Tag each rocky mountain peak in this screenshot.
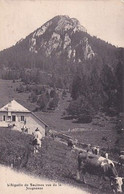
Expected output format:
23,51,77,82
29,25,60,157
32,15,86,38
28,15,94,61
53,15,87,33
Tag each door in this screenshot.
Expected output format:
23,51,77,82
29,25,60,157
12,115,16,122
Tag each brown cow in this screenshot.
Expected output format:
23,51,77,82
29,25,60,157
77,151,124,193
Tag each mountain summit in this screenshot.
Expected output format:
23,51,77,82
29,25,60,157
22,15,95,62
0,15,122,115
0,15,104,70
29,16,94,58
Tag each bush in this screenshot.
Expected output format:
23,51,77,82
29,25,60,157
67,96,95,121
48,94,59,110
62,90,67,97
78,113,92,123
50,89,56,98
106,107,119,117
16,84,24,93
29,91,37,103
37,94,48,111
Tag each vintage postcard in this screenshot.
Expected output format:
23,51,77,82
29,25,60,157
0,0,124,193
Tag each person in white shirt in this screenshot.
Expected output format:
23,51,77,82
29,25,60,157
32,128,43,153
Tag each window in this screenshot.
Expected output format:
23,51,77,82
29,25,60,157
12,115,16,122
3,115,6,121
21,116,24,121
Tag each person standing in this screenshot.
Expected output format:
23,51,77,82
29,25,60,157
33,128,43,140
32,128,43,153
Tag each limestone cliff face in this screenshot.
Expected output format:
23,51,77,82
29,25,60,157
28,15,95,62
0,15,117,77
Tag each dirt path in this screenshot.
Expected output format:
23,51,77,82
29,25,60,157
0,164,90,194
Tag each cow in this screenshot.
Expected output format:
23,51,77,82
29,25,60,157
76,151,124,193
32,137,42,153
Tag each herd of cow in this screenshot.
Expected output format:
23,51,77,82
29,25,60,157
64,137,124,194
13,128,124,193
52,132,124,193
76,150,124,193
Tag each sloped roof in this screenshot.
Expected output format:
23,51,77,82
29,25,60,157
0,100,30,113
31,112,48,127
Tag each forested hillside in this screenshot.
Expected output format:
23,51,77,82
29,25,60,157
0,15,123,120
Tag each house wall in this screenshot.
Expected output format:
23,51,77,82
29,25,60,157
0,111,46,136
25,113,46,136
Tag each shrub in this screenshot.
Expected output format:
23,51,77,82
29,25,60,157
62,90,67,97
50,89,56,98
37,95,47,111
48,94,59,110
78,113,92,123
29,91,37,103
16,84,24,93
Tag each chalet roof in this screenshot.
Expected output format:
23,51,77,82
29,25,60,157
0,100,48,127
31,112,48,127
0,100,30,113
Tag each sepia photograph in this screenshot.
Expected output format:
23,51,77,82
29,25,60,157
0,0,124,193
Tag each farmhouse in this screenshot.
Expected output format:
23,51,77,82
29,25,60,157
0,100,48,136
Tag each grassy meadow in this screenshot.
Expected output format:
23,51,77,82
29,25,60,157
0,127,123,194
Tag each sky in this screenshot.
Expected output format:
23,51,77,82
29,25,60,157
0,0,124,51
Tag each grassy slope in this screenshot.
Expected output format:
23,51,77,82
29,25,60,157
0,128,90,193
0,127,120,194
